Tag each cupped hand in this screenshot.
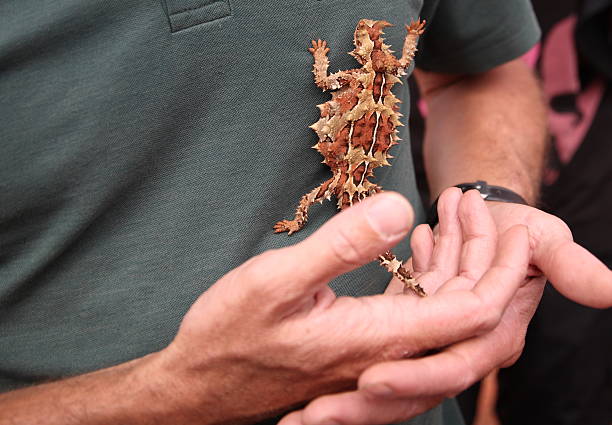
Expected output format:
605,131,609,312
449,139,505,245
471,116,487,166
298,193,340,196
278,188,534,425
149,191,530,425
280,188,612,425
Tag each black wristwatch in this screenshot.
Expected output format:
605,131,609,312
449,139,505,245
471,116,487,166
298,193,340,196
426,180,528,228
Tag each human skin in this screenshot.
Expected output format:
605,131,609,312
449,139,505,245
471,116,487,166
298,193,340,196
416,57,611,306
0,192,534,425
279,59,612,425
3,51,611,425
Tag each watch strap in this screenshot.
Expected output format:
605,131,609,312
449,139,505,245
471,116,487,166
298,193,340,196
426,180,528,228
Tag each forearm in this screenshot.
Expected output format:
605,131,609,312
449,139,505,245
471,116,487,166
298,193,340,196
417,59,548,204
0,353,183,425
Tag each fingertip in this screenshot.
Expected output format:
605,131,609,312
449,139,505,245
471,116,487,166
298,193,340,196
438,187,463,211
357,361,401,394
300,395,347,425
437,187,462,231
279,410,305,425
290,192,414,292
502,224,530,249
463,188,484,201
412,223,434,240
410,224,434,273
545,242,612,309
365,192,414,240
440,186,463,198
458,189,488,219
457,189,497,245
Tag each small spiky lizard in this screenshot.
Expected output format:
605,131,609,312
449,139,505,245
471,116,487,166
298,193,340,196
274,19,426,296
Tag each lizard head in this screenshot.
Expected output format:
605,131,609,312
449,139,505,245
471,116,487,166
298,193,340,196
350,20,396,66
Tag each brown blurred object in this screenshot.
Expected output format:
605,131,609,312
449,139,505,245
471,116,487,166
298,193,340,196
494,1,612,424
409,1,612,424
472,371,501,425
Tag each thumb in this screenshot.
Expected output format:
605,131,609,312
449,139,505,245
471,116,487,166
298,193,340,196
535,238,612,309
239,192,414,299
527,213,612,309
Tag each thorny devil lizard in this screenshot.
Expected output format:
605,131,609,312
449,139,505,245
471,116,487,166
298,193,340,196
274,19,426,296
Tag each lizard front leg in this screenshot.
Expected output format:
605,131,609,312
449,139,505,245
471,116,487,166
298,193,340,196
274,176,338,235
398,19,425,70
309,40,354,91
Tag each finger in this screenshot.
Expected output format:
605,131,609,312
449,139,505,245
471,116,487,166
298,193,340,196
531,224,612,308
359,277,544,399
360,348,484,400
384,276,408,295
540,241,612,308
239,192,414,296
427,188,463,281
471,224,529,308
413,188,463,293
382,225,530,353
437,190,498,292
410,224,434,273
295,390,441,425
279,409,304,425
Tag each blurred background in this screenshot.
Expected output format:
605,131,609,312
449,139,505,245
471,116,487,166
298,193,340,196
409,0,612,424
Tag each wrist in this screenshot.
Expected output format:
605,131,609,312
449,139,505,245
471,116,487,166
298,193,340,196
131,348,215,425
90,352,190,425
0,351,194,425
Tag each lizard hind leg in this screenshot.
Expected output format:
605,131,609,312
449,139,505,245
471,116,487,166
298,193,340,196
274,177,336,235
378,251,426,297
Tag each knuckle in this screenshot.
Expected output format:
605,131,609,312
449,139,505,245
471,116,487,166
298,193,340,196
239,249,283,287
459,295,486,331
458,267,481,283
472,299,502,334
447,352,478,396
509,349,524,368
546,213,573,238
530,210,573,243
503,339,525,367
452,369,477,396
552,215,573,238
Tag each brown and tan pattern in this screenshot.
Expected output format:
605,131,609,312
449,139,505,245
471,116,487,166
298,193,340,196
274,19,426,296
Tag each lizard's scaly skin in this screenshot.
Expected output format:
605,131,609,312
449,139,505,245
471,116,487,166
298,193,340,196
274,19,426,296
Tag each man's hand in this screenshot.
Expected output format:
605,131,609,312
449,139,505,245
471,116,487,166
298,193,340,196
277,189,612,425
485,201,612,308
0,192,531,425
155,192,530,425
278,188,535,425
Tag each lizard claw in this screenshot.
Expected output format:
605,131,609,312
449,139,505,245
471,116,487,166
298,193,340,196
273,219,301,235
308,39,330,55
406,19,426,35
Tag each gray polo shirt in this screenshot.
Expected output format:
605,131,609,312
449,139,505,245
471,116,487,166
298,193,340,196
0,1,539,423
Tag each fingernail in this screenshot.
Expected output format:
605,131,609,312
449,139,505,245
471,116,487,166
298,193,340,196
363,383,395,397
366,194,412,240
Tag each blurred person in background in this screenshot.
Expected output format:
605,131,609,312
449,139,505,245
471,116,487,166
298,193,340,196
496,1,612,424
405,0,612,423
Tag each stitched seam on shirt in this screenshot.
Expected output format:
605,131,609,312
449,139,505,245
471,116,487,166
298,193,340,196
169,1,231,16
171,13,232,33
